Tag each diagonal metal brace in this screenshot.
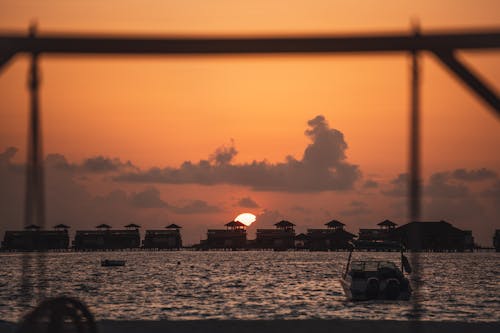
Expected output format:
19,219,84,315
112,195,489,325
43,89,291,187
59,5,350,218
433,50,500,116
0,49,16,73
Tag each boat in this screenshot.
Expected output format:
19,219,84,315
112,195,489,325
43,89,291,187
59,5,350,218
101,259,126,267
340,244,412,301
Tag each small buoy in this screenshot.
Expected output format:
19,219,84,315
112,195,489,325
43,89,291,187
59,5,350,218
177,261,181,265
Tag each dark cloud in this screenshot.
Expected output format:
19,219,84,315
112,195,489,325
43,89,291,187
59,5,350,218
237,197,259,208
425,196,485,222
382,173,408,197
130,188,168,208
44,153,136,174
82,156,136,173
170,200,221,214
363,179,379,189
290,205,312,214
210,142,237,166
452,168,497,182
45,153,76,172
256,209,285,227
0,147,23,173
340,200,371,216
426,172,469,198
0,147,18,164
379,168,499,245
481,180,500,198
115,115,361,192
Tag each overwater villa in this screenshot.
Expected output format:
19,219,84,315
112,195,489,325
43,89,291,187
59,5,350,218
143,224,183,249
392,221,474,252
307,220,356,251
355,220,400,250
255,220,296,250
203,221,247,249
2,224,69,251
73,224,141,250
1,224,70,251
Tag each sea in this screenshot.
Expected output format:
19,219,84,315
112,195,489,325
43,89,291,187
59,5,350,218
0,251,498,322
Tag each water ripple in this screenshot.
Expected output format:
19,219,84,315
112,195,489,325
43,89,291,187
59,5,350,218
0,251,498,322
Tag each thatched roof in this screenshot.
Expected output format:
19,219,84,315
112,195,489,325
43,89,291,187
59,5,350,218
95,223,112,229
225,221,246,227
325,220,344,228
124,223,141,228
25,224,41,230
166,223,182,229
53,224,70,229
377,219,397,227
274,220,295,227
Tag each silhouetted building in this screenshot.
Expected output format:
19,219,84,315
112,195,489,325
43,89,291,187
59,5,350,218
493,230,500,252
256,220,296,250
1,224,70,251
205,221,247,249
295,233,309,250
355,220,400,250
73,224,140,250
358,220,397,241
143,224,182,249
307,220,356,251
391,221,474,252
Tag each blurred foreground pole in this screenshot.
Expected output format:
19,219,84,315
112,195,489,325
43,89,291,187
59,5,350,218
22,24,47,311
409,24,423,326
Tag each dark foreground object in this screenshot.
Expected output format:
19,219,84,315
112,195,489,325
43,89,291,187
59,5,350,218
1,320,498,333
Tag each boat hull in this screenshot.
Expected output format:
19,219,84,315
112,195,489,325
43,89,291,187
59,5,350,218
340,277,411,301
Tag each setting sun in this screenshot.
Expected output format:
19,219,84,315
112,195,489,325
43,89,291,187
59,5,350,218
234,213,256,226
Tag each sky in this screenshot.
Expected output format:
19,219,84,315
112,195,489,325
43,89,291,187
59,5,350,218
0,0,499,245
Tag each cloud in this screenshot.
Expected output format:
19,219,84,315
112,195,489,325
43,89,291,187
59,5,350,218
210,142,237,165
452,168,497,182
237,197,260,208
382,169,497,199
382,173,408,197
256,209,285,227
82,156,136,173
0,147,18,164
130,188,168,208
481,180,500,198
169,200,221,214
115,115,361,192
426,172,469,198
290,205,312,214
45,153,136,174
340,200,371,216
363,179,379,189
425,196,486,223
45,153,76,172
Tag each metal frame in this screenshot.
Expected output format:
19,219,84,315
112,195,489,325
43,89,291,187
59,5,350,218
1,26,499,320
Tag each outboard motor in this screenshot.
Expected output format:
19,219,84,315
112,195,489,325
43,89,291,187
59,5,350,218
385,278,401,300
365,277,379,299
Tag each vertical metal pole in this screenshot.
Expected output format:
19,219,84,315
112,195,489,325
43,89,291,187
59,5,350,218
409,24,423,325
22,24,47,309
410,52,421,225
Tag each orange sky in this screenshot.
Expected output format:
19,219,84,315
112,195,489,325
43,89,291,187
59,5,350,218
0,0,499,245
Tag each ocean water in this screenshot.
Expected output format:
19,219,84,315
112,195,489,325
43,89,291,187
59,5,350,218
0,251,498,322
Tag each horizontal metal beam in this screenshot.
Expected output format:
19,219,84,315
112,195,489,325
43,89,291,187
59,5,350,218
0,30,499,56
433,50,500,116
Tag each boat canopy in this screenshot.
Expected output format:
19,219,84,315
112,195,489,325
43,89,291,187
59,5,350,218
350,260,397,272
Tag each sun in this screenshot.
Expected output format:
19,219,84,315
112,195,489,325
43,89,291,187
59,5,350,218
234,213,256,226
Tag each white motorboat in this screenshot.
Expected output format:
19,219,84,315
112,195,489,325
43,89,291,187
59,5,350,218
340,245,412,301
